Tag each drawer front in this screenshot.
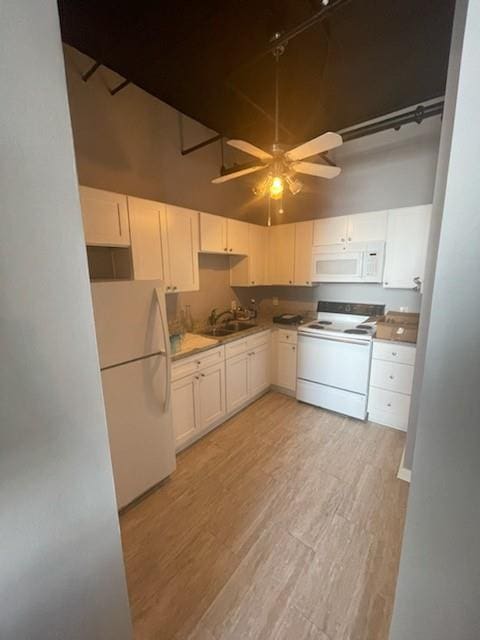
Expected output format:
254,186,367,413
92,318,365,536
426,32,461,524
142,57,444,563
277,329,297,345
172,346,224,381
372,341,416,365
246,329,271,350
370,359,414,395
368,387,411,431
225,338,249,360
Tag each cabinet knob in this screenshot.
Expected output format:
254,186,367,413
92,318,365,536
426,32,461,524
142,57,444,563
389,375,395,380
384,281,389,286
392,352,398,357
306,281,310,284
166,286,171,290
387,402,392,407
195,375,200,380
289,280,292,284
292,346,296,351
341,238,345,242
251,281,255,285
173,286,177,290
348,237,352,242
229,248,233,252
196,361,201,365
224,247,228,252
200,373,205,377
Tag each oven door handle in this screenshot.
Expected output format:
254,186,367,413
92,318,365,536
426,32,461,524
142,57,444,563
298,332,371,346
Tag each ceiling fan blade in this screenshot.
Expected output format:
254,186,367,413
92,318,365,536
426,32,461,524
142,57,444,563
211,164,265,184
227,139,273,161
293,161,341,179
285,132,343,161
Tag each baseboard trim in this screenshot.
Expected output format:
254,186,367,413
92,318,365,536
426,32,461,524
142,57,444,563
397,448,411,483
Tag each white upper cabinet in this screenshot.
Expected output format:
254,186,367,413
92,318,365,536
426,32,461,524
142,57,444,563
227,218,249,255
313,215,348,247
128,196,165,280
294,220,314,286
313,211,387,249
162,205,200,293
230,223,267,287
383,204,432,290
128,198,199,293
267,224,296,285
80,186,130,247
199,212,249,255
199,212,227,253
346,211,387,244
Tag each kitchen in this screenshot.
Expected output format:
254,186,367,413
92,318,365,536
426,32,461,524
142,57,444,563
4,2,479,640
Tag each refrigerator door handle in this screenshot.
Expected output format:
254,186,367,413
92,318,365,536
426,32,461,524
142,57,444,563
155,287,172,412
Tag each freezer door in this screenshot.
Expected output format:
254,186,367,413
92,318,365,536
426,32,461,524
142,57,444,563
91,279,167,368
101,353,176,509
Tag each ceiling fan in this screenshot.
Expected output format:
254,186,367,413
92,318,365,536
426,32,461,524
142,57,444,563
212,37,343,202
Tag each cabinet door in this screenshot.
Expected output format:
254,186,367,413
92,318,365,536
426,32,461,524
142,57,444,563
171,375,197,447
162,205,200,293
267,224,295,285
249,224,267,285
313,215,348,247
277,341,297,391
128,196,165,280
80,186,130,247
383,205,431,289
226,352,249,413
294,220,314,285
227,219,249,255
347,211,387,243
248,342,271,397
197,362,226,431
200,212,228,253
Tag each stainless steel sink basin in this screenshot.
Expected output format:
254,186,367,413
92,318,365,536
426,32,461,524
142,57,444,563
222,321,257,332
201,327,233,337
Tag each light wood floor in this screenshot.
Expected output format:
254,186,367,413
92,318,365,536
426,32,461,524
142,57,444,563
120,391,408,640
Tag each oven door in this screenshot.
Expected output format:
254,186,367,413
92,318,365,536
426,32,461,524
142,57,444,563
297,332,371,394
311,250,364,282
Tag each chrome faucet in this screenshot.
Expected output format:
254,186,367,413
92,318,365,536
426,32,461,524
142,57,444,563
208,308,235,326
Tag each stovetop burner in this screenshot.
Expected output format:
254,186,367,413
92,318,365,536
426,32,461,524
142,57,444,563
344,328,369,335
309,323,330,329
317,320,332,325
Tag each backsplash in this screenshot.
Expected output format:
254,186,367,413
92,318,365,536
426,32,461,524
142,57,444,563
166,253,239,330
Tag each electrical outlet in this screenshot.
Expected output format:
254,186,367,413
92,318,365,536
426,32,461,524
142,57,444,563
272,297,279,307
400,306,409,313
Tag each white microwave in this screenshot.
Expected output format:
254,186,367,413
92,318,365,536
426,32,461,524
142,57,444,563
311,242,385,283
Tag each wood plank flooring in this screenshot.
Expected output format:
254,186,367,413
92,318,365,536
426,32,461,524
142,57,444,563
120,392,408,640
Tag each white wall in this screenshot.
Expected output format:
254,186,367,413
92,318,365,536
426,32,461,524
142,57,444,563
390,1,480,637
0,3,132,638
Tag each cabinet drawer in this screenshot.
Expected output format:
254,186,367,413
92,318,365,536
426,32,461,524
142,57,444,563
225,338,249,360
246,329,271,350
372,340,416,365
277,329,297,345
369,359,414,395
368,387,411,431
172,345,224,381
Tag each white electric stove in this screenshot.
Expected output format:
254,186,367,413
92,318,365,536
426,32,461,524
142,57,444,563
296,301,385,419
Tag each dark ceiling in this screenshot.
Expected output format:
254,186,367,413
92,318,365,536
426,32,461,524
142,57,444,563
58,0,455,148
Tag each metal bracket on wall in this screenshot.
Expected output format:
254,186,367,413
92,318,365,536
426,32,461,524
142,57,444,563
81,61,101,82
110,79,130,96
178,113,222,156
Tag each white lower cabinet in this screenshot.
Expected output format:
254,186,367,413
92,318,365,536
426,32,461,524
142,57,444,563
197,362,226,431
226,352,250,413
172,330,271,449
272,329,298,393
368,340,416,431
171,374,197,447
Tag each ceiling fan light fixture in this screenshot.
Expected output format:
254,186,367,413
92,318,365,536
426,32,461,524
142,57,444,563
286,174,303,195
269,175,284,199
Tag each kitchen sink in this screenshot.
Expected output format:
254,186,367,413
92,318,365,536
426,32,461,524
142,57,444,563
201,327,233,337
222,321,257,332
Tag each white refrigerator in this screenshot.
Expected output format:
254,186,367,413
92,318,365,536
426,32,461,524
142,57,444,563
91,279,176,509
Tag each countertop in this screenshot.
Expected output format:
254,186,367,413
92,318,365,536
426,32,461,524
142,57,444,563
170,320,302,362
373,337,417,347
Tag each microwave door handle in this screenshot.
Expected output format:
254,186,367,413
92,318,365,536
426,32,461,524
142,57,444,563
155,287,172,413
